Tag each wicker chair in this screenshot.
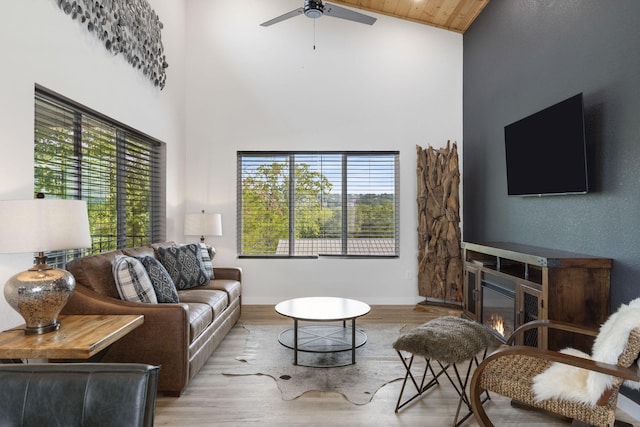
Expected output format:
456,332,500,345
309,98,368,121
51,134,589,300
470,320,640,427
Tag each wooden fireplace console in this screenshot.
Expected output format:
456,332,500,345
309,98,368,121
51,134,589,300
462,242,611,353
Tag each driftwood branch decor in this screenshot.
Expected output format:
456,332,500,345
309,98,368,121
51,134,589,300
57,0,169,89
416,142,462,305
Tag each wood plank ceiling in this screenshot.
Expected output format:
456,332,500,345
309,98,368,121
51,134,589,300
330,0,489,33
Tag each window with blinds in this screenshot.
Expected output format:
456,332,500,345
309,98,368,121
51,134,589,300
34,85,165,266
237,151,399,257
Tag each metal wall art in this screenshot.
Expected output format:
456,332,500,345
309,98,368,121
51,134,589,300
57,0,169,89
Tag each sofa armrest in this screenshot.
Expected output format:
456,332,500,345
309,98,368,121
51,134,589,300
63,285,189,320
62,286,190,394
213,267,242,282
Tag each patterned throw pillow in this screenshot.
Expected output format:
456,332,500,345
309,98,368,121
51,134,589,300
139,256,179,303
112,256,158,303
197,243,214,280
157,244,209,290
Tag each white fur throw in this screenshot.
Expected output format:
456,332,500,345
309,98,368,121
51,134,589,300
531,298,640,406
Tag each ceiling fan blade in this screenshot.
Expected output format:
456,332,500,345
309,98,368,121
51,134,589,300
260,8,304,27
324,3,376,25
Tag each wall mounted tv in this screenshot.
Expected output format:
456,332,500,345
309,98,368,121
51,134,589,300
504,93,588,196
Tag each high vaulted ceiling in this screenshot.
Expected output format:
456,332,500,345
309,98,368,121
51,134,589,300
330,0,489,33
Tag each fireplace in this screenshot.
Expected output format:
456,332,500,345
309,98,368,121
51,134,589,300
481,273,516,341
463,241,608,352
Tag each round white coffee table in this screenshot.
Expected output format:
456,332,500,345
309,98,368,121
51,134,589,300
275,297,371,366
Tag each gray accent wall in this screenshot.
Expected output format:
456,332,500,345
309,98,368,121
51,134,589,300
463,0,640,401
464,0,640,306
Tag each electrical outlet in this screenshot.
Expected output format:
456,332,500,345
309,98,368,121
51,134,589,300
404,270,414,280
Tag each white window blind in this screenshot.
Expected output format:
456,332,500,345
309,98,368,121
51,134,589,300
237,151,399,257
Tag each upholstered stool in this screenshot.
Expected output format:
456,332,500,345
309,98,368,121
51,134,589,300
393,316,496,426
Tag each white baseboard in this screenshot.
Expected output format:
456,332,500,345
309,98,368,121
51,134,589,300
618,394,640,422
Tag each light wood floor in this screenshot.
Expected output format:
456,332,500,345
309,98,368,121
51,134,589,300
154,305,637,426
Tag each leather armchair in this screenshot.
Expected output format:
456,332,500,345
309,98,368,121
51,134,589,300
0,363,159,427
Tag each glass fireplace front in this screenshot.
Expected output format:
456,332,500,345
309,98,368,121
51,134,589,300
481,273,516,341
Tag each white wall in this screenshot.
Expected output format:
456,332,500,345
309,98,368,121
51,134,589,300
183,1,463,305
0,0,187,331
0,1,462,332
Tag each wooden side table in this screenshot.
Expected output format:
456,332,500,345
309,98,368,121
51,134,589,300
0,314,143,362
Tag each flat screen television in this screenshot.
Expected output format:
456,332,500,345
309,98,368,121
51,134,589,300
504,93,588,196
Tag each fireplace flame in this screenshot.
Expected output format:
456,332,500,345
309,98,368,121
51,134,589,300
490,314,505,337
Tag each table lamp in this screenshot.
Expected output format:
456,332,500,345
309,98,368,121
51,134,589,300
184,210,222,260
184,210,222,244
0,197,91,335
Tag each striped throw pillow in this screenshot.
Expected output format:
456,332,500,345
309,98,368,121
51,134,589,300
112,255,158,303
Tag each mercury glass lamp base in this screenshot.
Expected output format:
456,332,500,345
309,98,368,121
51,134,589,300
24,322,61,335
3,265,75,335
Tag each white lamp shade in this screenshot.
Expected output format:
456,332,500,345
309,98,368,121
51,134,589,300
184,212,222,237
0,199,92,253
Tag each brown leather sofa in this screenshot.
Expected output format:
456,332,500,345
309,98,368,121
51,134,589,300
62,242,241,396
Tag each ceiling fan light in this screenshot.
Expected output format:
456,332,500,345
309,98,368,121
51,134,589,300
304,0,324,19
305,9,322,19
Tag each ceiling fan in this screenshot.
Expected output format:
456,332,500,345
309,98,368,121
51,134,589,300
260,0,377,27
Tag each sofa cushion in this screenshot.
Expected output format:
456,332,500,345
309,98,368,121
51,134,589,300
157,244,209,290
66,250,125,299
178,289,229,320
138,256,179,303
199,280,241,302
123,246,156,258
182,302,213,343
112,256,158,304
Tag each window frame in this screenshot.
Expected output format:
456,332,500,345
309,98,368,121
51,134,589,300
34,84,166,266
237,150,400,259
